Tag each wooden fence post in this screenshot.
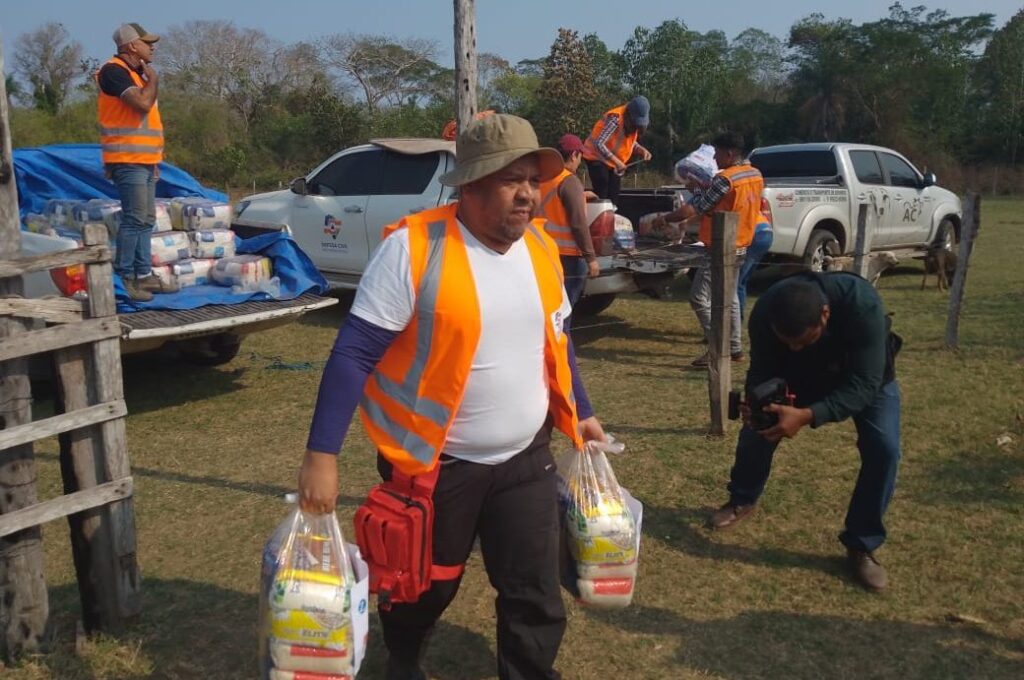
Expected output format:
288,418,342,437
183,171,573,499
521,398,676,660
945,193,981,350
708,212,738,436
853,203,873,279
454,0,478,135
0,36,49,662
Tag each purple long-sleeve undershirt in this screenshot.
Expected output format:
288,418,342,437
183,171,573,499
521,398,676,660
306,315,594,455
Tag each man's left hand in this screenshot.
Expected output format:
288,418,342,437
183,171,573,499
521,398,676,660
578,416,606,443
639,148,653,162
758,405,814,442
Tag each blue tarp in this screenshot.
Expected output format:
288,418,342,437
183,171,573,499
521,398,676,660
13,144,227,217
114,231,328,313
13,144,328,313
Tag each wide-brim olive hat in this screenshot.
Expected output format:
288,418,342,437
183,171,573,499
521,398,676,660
439,114,563,187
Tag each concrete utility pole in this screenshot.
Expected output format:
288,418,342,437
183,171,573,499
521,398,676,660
454,0,478,135
0,34,49,663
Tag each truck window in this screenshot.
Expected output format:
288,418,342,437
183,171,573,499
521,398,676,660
378,151,440,195
849,150,884,185
749,150,838,178
880,153,920,188
312,149,385,196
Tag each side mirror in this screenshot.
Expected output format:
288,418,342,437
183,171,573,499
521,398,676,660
289,177,308,195
922,172,936,187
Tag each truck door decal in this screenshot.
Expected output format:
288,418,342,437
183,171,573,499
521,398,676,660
321,215,348,251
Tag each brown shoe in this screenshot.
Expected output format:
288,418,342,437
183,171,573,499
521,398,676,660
731,352,746,362
137,275,178,294
691,352,709,367
847,549,888,591
123,279,153,302
709,502,756,530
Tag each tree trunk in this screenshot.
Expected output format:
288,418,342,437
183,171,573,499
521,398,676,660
0,36,48,664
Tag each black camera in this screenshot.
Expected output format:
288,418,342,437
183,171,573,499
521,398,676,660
728,378,795,430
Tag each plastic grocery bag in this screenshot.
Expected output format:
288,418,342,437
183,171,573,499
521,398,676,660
260,497,370,679
558,438,642,609
674,144,719,187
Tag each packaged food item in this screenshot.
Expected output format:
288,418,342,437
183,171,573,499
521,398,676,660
43,198,83,227
189,229,236,259
154,199,173,232
23,213,50,233
150,231,191,266
171,197,232,230
71,199,122,236
260,499,369,679
152,259,216,290
559,438,642,609
211,254,272,288
674,144,719,187
638,212,684,242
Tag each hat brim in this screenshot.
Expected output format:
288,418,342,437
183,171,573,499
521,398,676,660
140,34,160,43
439,147,563,187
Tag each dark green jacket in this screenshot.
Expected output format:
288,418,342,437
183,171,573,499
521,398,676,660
746,272,890,427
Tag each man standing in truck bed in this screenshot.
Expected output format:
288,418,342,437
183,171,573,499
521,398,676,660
581,96,653,206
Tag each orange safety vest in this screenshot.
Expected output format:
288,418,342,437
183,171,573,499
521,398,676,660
441,110,496,141
538,168,582,257
698,162,765,248
96,56,163,165
581,104,639,168
362,203,583,475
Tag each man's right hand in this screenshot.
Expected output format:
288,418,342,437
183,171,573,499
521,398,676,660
298,450,339,514
613,160,627,176
587,259,600,278
142,62,158,83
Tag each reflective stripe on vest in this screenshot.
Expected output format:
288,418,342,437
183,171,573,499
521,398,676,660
96,56,164,165
538,169,582,257
698,162,765,248
360,204,582,475
581,105,639,167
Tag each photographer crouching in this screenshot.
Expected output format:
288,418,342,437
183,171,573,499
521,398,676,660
711,272,902,591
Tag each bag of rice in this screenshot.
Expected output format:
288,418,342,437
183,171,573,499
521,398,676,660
154,199,173,232
172,197,232,230
211,254,272,288
23,213,50,233
71,199,122,237
189,229,236,259
150,231,191,266
43,199,83,228
260,497,369,680
674,144,719,187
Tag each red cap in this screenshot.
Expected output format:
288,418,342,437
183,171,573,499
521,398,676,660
557,134,585,154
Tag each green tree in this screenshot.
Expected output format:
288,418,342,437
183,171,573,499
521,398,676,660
976,9,1024,162
534,28,599,144
12,22,84,114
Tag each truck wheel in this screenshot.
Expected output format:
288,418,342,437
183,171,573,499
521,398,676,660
803,230,841,272
179,333,242,366
573,293,617,317
934,217,957,252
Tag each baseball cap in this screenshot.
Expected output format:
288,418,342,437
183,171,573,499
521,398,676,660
113,23,160,47
626,95,650,127
556,134,585,155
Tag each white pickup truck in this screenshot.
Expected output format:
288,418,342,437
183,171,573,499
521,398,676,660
235,139,692,316
748,143,962,270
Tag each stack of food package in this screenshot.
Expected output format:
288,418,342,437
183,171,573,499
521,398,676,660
559,440,641,608
260,503,369,679
151,197,274,293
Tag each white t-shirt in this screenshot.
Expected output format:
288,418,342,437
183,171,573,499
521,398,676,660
351,222,570,464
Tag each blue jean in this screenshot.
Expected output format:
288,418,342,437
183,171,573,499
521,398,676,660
561,255,588,311
726,380,902,552
110,163,156,279
737,225,773,318
689,252,745,355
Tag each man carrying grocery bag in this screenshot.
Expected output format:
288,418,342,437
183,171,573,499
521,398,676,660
298,114,608,680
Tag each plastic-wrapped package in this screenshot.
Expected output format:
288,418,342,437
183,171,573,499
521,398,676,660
43,198,83,227
154,199,173,232
189,229,236,259
260,499,370,680
171,197,232,230
23,213,50,233
637,212,685,242
71,199,122,237
152,258,216,290
211,254,273,288
559,439,641,609
674,144,719,187
150,231,192,266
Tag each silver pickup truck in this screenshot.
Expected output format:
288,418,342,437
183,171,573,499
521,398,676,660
749,143,962,270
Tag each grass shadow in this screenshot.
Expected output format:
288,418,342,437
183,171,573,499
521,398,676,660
297,290,356,329
120,352,249,414
585,605,1023,679
640,503,842,576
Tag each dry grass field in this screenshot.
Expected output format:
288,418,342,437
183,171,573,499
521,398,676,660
5,199,1023,679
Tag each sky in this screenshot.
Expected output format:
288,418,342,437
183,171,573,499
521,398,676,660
2,0,1020,71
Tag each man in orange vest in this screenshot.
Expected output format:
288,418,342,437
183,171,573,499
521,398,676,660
581,96,652,206
537,134,598,309
97,23,165,302
298,115,607,680
441,109,496,140
652,132,764,366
